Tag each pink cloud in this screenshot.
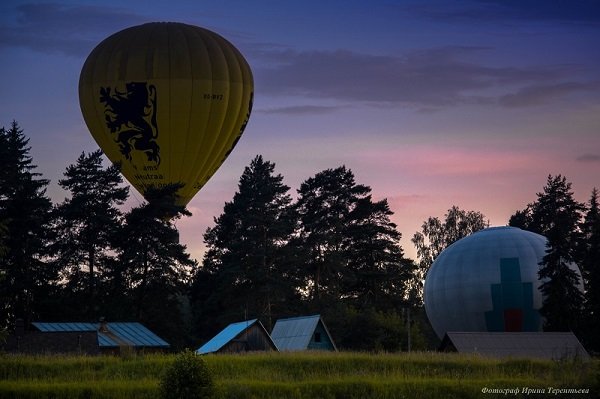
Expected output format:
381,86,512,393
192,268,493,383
174,137,597,264
360,144,553,178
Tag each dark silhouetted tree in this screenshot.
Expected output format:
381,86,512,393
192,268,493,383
345,196,415,310
581,188,600,350
0,122,54,327
411,206,488,304
508,208,533,230
116,184,195,347
530,175,585,332
292,166,370,306
194,156,296,334
291,166,420,351
0,220,7,258
51,150,128,319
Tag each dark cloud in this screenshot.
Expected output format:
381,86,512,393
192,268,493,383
499,82,597,107
0,3,147,56
577,154,600,163
253,46,577,108
258,105,342,115
414,0,600,25
6,3,596,110
474,0,600,24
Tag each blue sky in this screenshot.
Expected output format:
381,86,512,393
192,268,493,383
1,0,599,260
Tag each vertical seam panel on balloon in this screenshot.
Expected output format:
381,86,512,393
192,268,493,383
180,24,203,202
186,27,212,194
126,26,151,196
225,47,248,162
145,23,159,198
207,37,241,184
95,28,130,188
167,24,173,191
81,32,113,170
193,28,215,190
193,32,225,189
90,32,117,161
204,34,230,184
223,42,248,176
181,24,195,202
167,23,184,194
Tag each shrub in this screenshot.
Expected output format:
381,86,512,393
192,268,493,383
159,350,214,399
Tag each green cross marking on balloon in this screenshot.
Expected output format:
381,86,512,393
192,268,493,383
484,258,541,332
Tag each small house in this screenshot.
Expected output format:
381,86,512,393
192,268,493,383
271,315,337,351
3,319,170,355
439,332,590,360
196,319,278,354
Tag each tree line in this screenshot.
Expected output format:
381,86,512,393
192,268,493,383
1,121,599,353
191,155,426,350
0,122,194,348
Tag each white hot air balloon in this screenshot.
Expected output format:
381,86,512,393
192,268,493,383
424,226,583,339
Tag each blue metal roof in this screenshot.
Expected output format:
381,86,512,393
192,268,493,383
31,322,169,348
196,319,259,354
271,315,336,351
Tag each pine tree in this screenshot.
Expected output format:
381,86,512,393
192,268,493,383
0,122,54,327
345,196,414,310
292,166,370,305
51,150,129,320
532,175,585,332
508,208,533,230
116,184,195,347
581,188,600,350
195,156,296,331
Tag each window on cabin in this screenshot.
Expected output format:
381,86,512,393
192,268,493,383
314,332,321,343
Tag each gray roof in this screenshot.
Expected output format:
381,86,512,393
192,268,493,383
271,314,336,351
441,332,590,360
196,319,277,354
31,322,170,348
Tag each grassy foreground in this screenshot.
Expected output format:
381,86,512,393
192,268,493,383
0,351,598,398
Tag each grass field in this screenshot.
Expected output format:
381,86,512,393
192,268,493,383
0,351,598,398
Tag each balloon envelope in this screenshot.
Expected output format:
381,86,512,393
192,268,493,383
424,227,583,339
79,22,253,206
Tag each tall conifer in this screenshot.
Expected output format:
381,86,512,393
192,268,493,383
0,122,53,327
51,150,128,319
581,188,600,350
532,175,585,332
116,184,195,347
196,156,295,331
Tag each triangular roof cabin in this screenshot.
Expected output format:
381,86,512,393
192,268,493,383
271,315,337,351
440,332,590,360
196,319,278,354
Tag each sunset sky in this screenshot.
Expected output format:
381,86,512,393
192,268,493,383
1,0,599,261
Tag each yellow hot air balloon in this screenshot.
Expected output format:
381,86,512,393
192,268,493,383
79,22,253,206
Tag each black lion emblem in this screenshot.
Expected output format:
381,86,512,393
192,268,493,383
99,82,160,166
